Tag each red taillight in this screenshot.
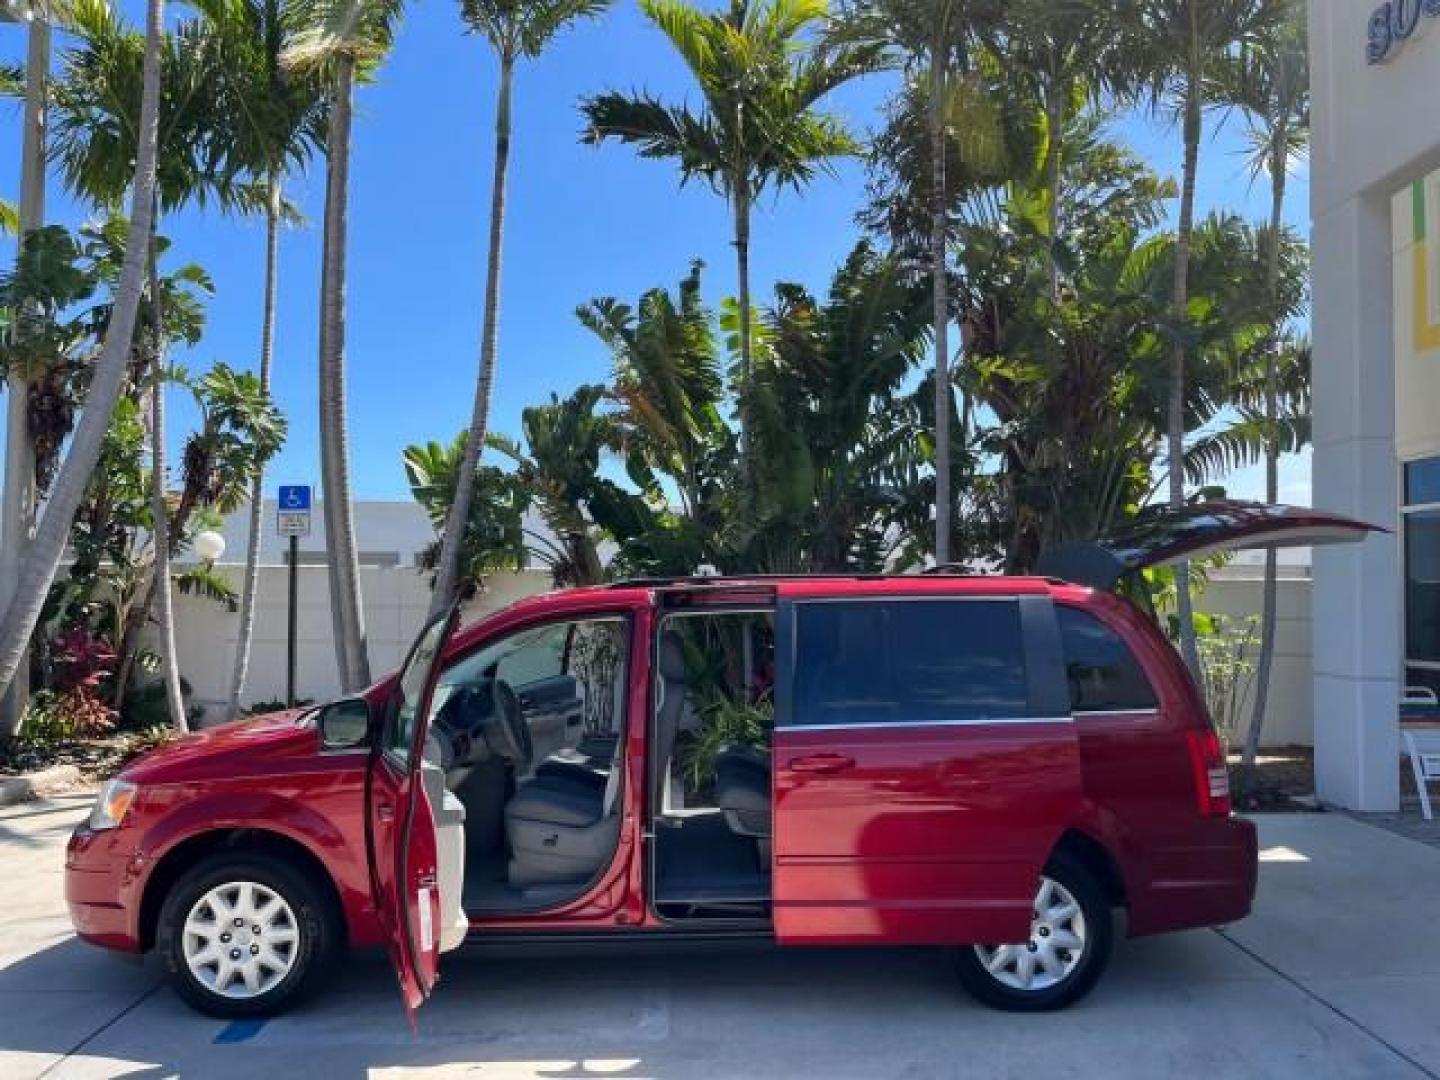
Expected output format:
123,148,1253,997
1186,729,1232,817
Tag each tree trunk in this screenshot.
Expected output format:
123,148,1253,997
1241,126,1291,782
1045,77,1064,302
430,53,514,618
929,51,952,566
733,174,755,507
111,561,156,710
0,0,164,698
227,175,283,716
317,56,370,691
0,14,52,738
1169,72,1203,683
147,244,189,734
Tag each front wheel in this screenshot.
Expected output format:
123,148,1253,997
951,853,1113,1012
156,852,339,1018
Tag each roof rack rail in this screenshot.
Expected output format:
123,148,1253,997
604,572,894,590
605,570,1057,589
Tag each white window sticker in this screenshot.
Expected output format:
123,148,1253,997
417,886,434,953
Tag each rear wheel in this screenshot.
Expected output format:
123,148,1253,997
156,851,339,1018
951,853,1113,1011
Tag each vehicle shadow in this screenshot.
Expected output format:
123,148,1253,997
0,925,1293,1080
0,937,969,1079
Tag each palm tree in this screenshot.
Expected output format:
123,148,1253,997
0,3,53,737
764,241,932,569
838,0,1007,565
1123,0,1282,678
578,262,726,520
19,0,222,730
1000,0,1133,298
282,0,402,692
404,434,532,592
489,386,623,587
1220,3,1307,782
0,0,165,702
425,0,611,618
581,0,882,506
195,0,327,716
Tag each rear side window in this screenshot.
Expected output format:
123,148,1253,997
790,600,1028,726
1057,606,1157,713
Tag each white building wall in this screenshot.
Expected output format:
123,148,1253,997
1305,0,1440,809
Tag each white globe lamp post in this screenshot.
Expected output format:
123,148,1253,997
192,529,226,564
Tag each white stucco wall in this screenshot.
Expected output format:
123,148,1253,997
163,560,552,716
214,499,553,570
143,498,556,715
1196,573,1315,747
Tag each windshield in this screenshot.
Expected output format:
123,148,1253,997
384,612,453,766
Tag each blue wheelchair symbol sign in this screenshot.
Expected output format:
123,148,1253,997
278,485,312,511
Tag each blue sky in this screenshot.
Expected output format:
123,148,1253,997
2,0,1312,509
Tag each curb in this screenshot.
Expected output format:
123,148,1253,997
0,764,87,807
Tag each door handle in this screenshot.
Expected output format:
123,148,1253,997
788,753,855,775
377,802,395,822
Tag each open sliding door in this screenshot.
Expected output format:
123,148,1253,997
770,584,1083,946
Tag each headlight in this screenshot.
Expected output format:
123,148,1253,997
88,779,138,831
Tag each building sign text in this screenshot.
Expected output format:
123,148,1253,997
1369,0,1440,64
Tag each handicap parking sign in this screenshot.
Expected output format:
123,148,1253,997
277,485,312,537
278,485,311,511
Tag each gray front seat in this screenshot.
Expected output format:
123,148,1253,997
504,762,622,887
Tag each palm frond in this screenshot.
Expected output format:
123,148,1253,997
580,92,723,186
1182,410,1310,487
280,0,401,70
0,61,24,99
173,564,240,611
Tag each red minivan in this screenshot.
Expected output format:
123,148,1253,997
65,503,1373,1019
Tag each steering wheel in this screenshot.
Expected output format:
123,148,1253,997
430,686,483,770
477,679,532,771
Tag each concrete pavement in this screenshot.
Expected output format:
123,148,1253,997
2,798,1438,1079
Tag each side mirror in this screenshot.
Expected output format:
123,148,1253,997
318,698,371,750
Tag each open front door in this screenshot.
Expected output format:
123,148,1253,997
367,604,461,1023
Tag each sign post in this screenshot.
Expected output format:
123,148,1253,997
277,486,312,707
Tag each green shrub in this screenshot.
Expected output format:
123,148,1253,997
680,694,773,793
22,688,115,748
1196,615,1259,748
119,677,196,732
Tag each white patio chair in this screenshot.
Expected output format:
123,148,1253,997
1401,686,1440,821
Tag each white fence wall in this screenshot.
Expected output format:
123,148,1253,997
168,565,553,716
1195,572,1315,747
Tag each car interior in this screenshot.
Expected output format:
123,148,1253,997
419,607,777,921
423,617,631,913
650,609,776,922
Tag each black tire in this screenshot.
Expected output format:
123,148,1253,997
951,852,1114,1012
156,851,340,1019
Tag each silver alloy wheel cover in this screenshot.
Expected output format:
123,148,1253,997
182,881,301,999
973,876,1087,992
